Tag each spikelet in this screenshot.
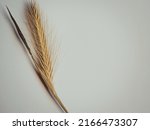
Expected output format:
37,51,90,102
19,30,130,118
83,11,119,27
6,1,68,113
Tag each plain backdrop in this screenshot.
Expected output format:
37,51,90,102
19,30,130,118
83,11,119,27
0,0,150,112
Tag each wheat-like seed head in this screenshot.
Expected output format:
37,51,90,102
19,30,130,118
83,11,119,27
26,2,53,81
25,1,68,112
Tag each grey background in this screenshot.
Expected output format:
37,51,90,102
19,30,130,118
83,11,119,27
0,0,150,112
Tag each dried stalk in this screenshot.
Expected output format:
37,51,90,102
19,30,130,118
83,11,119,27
6,1,68,113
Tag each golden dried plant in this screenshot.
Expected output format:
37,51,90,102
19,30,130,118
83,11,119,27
6,1,68,113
